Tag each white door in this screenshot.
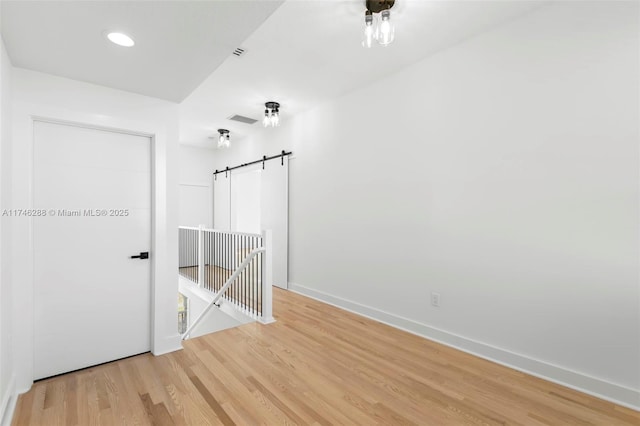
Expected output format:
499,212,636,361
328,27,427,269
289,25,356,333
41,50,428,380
230,169,262,234
214,159,289,289
33,121,151,380
213,173,231,231
259,159,288,289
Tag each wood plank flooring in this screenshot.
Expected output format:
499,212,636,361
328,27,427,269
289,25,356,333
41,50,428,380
12,288,640,425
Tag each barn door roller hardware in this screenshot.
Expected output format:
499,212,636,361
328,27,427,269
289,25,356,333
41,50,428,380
214,150,292,177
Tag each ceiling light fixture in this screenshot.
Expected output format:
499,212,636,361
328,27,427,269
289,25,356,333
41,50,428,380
217,129,230,148
106,32,135,47
263,102,280,128
362,0,395,48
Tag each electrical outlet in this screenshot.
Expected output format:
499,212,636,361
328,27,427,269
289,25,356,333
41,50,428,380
431,292,441,308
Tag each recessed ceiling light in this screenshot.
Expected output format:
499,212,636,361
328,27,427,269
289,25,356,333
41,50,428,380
106,32,135,47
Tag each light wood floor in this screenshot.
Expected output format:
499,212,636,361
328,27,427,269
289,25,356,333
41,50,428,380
13,288,640,425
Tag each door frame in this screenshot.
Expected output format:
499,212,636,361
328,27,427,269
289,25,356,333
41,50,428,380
11,103,181,393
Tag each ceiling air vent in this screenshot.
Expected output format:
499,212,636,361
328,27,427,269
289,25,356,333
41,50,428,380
232,47,246,57
228,114,258,125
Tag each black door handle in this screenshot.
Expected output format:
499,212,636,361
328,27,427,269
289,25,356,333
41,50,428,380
131,252,149,259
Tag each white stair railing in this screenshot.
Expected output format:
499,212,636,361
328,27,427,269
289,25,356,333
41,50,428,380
182,247,265,339
178,226,274,326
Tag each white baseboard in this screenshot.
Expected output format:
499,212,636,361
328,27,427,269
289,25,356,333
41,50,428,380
289,282,640,411
0,375,17,426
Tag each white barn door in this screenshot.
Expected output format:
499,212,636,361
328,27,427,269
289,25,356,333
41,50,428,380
33,121,151,380
213,172,231,231
213,157,289,289
231,168,261,234
260,158,288,289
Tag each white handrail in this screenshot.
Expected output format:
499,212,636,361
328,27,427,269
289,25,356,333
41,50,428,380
178,226,262,239
203,229,262,238
181,246,265,339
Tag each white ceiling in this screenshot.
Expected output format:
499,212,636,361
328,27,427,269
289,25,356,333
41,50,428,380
0,0,284,102
179,0,547,148
1,0,547,147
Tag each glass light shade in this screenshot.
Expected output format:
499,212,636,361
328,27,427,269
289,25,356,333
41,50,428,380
362,12,374,48
263,110,271,127
377,10,395,46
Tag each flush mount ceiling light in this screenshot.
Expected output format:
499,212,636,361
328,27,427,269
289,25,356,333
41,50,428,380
362,0,395,48
263,102,280,128
106,32,135,47
217,129,230,148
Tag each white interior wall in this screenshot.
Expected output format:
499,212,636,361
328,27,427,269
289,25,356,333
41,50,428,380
179,146,215,227
0,33,15,424
211,2,640,408
10,68,181,394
